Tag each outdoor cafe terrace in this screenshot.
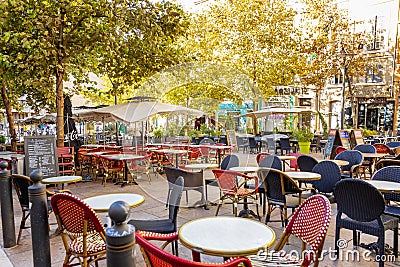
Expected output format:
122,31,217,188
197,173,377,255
1,138,400,267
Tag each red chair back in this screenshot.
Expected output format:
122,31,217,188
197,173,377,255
135,232,253,267
286,195,331,252
373,143,393,155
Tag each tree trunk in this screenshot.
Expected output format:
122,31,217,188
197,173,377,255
56,71,64,147
56,4,65,147
1,85,17,151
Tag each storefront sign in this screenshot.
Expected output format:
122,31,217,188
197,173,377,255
274,87,308,95
358,97,386,104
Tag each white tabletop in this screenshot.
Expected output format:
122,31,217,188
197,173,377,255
42,175,82,184
83,193,145,212
366,180,400,193
229,166,267,173
285,171,321,181
277,155,296,161
157,149,187,154
362,153,388,158
178,216,275,257
102,154,144,160
319,159,349,166
185,163,218,170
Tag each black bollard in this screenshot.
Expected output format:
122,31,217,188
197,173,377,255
106,201,136,267
29,170,51,267
0,161,16,247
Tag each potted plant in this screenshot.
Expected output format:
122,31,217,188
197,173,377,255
292,127,314,154
0,135,5,144
152,127,164,143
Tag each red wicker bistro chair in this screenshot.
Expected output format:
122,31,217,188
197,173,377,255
212,169,260,218
135,231,253,267
99,152,124,186
51,193,106,267
248,195,331,267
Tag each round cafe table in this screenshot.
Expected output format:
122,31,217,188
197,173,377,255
42,175,82,190
83,193,145,212
365,180,400,194
178,216,275,261
285,171,321,182
185,163,219,170
319,159,349,166
229,166,266,174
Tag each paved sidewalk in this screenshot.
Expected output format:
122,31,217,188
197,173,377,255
0,247,13,267
1,151,399,266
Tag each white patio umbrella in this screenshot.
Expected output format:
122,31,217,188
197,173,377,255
74,101,203,124
240,107,316,119
22,113,57,124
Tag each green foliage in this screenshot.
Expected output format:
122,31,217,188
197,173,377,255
188,129,200,138
362,128,378,137
166,122,179,137
186,0,302,97
292,127,314,142
152,127,164,138
0,135,6,144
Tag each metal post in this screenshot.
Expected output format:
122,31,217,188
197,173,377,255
29,170,51,267
0,161,16,247
341,66,346,130
106,201,136,267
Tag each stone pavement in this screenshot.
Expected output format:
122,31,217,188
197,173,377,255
0,151,399,266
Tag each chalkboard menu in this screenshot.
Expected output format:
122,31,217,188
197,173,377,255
24,136,58,178
226,130,237,150
324,129,337,158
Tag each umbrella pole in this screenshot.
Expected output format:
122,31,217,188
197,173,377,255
102,117,105,149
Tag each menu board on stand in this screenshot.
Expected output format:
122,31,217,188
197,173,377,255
339,130,351,150
349,129,364,149
24,136,59,178
325,129,351,159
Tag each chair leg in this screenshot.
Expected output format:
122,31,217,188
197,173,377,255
166,189,171,208
378,234,385,267
215,200,222,216
394,227,399,258
233,202,238,217
334,226,340,257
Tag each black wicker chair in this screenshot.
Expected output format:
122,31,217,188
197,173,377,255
310,160,341,202
128,176,183,255
354,144,376,178
297,155,318,172
257,168,302,227
372,166,400,219
277,137,292,155
334,179,398,267
334,150,363,178
11,174,72,245
164,166,205,209
257,155,283,215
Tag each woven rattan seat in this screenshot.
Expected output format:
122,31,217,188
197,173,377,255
51,193,106,267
